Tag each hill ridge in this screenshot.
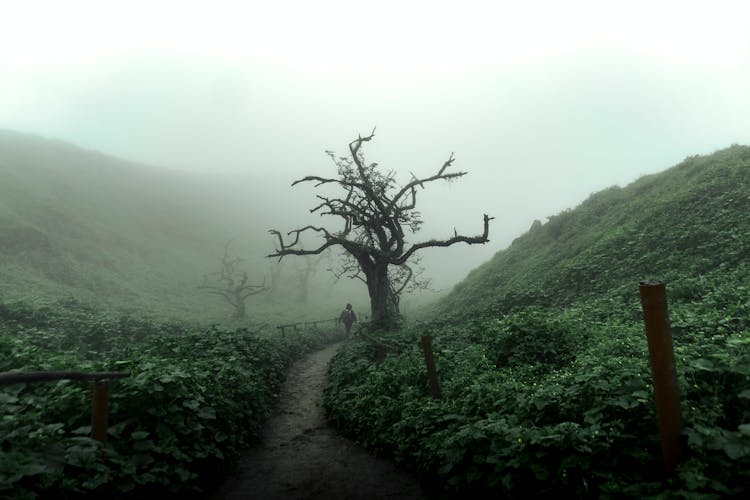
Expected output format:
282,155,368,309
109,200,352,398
0,129,358,322
437,144,750,315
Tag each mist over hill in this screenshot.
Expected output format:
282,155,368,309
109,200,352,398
0,129,366,322
3,130,749,498
3,129,748,325
436,144,750,316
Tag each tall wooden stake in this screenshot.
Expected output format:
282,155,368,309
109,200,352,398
639,281,683,475
420,335,441,399
91,380,110,443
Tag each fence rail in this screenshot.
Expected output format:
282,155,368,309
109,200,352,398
0,370,130,443
276,317,338,335
0,371,129,385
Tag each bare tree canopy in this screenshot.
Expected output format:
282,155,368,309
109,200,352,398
200,240,268,319
269,130,492,326
296,252,327,304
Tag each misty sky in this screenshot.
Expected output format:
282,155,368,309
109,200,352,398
2,0,749,290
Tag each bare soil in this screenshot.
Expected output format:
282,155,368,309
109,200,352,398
211,341,431,500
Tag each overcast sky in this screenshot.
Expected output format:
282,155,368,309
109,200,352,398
2,0,749,289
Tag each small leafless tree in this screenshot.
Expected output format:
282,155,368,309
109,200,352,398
297,252,327,304
269,130,492,326
269,261,283,295
200,241,268,319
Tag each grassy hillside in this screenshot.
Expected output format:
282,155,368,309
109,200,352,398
0,130,358,323
439,144,750,315
325,145,750,497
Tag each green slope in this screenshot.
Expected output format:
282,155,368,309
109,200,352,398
324,145,750,497
0,130,342,322
439,144,750,315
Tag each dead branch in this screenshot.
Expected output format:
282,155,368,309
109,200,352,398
0,371,129,385
388,152,466,214
267,131,492,323
395,214,494,265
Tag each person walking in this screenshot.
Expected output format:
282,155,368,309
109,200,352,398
338,303,357,335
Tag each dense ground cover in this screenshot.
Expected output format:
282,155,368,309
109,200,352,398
324,146,750,497
0,299,341,498
3,138,749,497
325,271,750,497
440,145,750,315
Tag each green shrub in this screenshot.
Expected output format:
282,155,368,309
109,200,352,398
1,302,341,497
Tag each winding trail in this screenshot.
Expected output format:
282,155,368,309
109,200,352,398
212,341,430,500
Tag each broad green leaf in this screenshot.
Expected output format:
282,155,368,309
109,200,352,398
692,358,716,371
198,407,216,420
723,441,750,459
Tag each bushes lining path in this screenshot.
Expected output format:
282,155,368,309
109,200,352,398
212,341,429,500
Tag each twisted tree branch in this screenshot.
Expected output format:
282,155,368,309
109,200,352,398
395,214,494,265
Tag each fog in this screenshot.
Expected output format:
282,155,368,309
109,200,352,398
2,0,749,292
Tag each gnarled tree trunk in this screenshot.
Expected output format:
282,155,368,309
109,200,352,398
365,263,397,324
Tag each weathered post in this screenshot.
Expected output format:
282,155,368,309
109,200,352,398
639,281,683,475
420,335,441,399
375,344,387,362
91,379,110,443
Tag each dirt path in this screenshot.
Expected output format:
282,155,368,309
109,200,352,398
211,341,431,500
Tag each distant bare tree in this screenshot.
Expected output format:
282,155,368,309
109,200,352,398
297,252,327,304
269,261,283,295
269,130,492,326
200,240,268,319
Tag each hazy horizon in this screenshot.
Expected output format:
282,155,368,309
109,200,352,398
2,0,749,291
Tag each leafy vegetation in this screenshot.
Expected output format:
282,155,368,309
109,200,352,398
441,145,750,315
0,299,341,498
3,132,750,497
324,145,750,497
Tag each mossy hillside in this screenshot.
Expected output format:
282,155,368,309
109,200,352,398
325,144,750,497
439,144,750,315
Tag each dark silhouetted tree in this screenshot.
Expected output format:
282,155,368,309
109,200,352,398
330,251,429,316
269,130,492,327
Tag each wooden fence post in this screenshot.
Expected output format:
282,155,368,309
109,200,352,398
375,345,387,362
0,371,128,446
639,281,684,475
91,379,110,443
420,335,441,399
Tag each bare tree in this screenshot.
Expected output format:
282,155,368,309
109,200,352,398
200,240,268,319
269,130,492,327
269,260,283,295
330,250,429,315
297,252,327,304
386,256,431,313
